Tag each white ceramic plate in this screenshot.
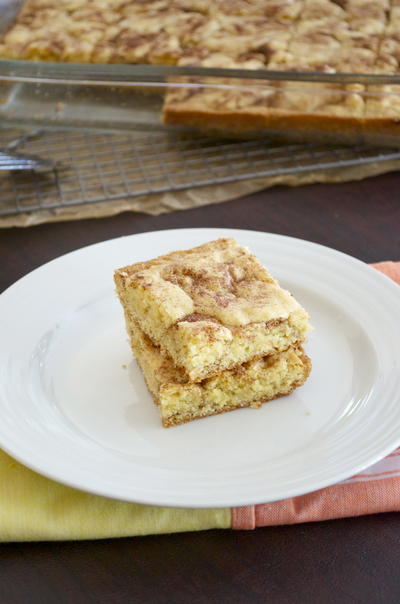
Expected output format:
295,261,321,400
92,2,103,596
1,228,399,508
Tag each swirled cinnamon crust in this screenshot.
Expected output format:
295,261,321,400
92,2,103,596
115,238,311,382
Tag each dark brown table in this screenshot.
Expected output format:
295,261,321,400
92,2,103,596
1,173,400,604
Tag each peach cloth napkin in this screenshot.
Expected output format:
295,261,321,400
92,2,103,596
233,261,400,529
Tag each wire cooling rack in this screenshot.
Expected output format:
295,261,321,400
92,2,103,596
1,127,400,217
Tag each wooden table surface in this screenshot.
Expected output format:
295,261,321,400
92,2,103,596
1,173,400,604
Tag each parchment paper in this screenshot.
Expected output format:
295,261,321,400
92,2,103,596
1,158,399,228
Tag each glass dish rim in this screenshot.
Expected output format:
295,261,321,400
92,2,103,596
1,59,400,86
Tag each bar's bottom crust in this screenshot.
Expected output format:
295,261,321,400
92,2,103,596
158,379,309,428
163,107,400,144
129,323,311,428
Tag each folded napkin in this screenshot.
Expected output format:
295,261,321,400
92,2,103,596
1,261,399,542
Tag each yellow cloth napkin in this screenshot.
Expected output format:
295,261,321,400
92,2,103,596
0,450,230,541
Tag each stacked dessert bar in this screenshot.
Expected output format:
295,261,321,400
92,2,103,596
114,238,311,427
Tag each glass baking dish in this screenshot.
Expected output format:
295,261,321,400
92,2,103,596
2,1,400,146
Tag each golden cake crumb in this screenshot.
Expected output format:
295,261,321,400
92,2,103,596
129,320,311,427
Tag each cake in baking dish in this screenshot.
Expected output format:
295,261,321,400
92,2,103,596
1,0,400,138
